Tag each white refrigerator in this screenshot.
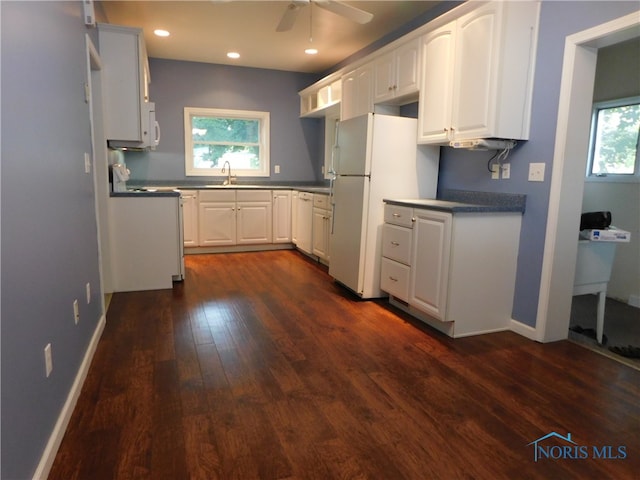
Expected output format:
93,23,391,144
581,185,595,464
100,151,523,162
329,113,439,298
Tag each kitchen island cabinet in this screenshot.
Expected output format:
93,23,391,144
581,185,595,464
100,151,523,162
109,194,183,292
382,194,524,338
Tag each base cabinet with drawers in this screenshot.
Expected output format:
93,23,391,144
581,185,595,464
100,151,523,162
312,193,332,263
382,202,522,338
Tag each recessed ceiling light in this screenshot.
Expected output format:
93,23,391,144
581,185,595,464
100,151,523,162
305,48,318,55
153,29,170,37
227,52,240,59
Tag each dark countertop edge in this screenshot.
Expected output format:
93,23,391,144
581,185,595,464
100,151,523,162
384,198,525,213
125,184,331,194
110,191,180,198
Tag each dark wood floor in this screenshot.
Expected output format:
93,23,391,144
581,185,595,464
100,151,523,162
50,251,640,479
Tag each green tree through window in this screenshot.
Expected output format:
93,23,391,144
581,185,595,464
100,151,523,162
184,108,270,177
589,99,640,176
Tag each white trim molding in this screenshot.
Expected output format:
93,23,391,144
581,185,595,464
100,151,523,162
33,315,106,480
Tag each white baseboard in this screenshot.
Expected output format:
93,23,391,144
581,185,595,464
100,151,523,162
510,318,539,341
32,314,106,480
629,294,640,309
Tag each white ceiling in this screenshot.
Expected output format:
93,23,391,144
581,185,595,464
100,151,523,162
100,1,444,73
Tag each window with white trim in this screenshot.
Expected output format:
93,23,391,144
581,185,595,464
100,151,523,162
587,97,640,181
184,107,270,177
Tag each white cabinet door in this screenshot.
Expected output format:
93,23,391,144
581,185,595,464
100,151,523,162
373,51,395,103
373,39,420,104
418,22,456,144
452,2,501,140
312,207,331,261
291,190,299,245
98,24,150,144
341,63,373,121
198,201,236,246
295,192,314,254
182,191,199,247
237,201,272,245
273,190,292,243
409,210,452,321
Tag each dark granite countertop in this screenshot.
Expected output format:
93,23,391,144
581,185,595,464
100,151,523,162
110,189,180,198
384,190,526,214
125,182,331,195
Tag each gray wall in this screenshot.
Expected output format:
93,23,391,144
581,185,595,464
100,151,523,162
124,59,323,184
1,1,104,478
436,1,640,327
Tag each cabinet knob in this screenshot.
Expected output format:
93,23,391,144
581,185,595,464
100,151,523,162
391,241,400,246
411,217,416,223
392,213,401,218
389,276,398,282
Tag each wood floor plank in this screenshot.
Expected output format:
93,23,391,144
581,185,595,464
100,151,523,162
49,251,640,479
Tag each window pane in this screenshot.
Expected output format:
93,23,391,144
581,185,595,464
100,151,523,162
591,103,640,175
192,116,259,143
185,107,269,177
193,143,259,169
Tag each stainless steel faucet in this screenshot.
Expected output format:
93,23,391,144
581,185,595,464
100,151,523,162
221,160,231,185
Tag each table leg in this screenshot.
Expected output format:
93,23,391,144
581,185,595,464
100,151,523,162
596,290,606,344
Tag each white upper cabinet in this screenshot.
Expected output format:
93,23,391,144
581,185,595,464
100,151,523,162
98,24,152,146
418,1,540,144
373,38,421,104
417,23,456,144
341,63,373,121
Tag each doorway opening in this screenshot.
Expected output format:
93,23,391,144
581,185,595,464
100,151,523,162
535,12,640,365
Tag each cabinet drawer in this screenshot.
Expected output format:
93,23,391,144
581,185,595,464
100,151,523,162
198,190,236,202
237,190,272,202
380,258,411,302
382,224,412,265
313,193,330,209
384,204,413,227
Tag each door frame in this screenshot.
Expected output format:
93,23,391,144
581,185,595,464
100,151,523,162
535,11,640,342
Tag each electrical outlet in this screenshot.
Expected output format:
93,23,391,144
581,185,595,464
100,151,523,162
44,343,53,377
274,165,280,174
501,163,511,179
528,162,545,182
84,152,91,174
491,164,500,180
73,299,80,324
86,282,91,304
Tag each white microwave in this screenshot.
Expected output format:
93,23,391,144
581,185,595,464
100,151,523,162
108,102,160,150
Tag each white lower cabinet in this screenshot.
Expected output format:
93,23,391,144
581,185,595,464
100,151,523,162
382,202,522,338
312,193,331,263
237,194,272,244
198,190,237,246
273,190,292,243
409,210,452,321
197,190,272,247
182,190,199,247
294,191,314,254
380,205,414,302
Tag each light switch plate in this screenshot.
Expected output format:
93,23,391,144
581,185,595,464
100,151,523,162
528,163,545,182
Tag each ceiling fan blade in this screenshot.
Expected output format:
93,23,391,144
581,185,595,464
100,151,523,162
315,0,374,24
276,3,301,32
